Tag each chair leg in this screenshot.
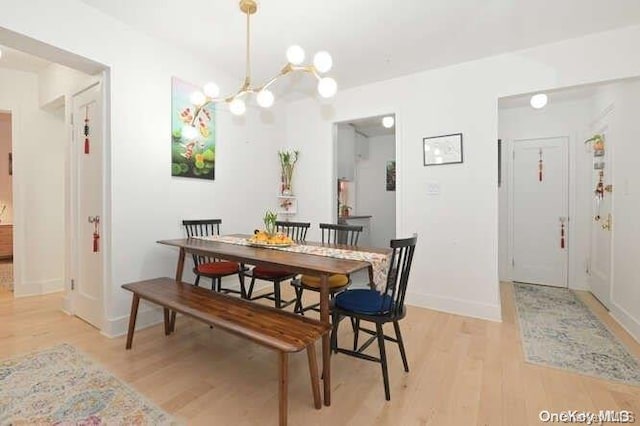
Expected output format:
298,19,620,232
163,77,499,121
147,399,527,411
376,323,391,401
330,311,340,352
194,275,201,287
352,318,360,351
238,271,247,299
393,320,409,372
293,286,304,315
247,276,257,299
274,280,282,309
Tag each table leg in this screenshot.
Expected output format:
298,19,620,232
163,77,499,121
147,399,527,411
169,247,186,333
319,274,331,406
175,247,186,282
125,294,140,350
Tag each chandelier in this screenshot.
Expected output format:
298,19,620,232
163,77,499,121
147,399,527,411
188,0,337,119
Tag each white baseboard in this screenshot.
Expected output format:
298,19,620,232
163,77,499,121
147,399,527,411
609,303,640,344
101,303,164,338
406,291,502,322
14,279,64,298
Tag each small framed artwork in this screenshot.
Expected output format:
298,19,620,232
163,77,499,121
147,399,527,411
423,133,463,166
386,160,396,191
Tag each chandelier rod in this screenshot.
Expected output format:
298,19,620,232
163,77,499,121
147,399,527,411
245,8,251,88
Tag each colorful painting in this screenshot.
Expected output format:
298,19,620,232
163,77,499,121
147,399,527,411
386,160,396,191
171,77,215,180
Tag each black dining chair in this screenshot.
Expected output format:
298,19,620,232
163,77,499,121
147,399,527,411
182,219,246,297
330,234,417,401
291,223,363,315
244,221,311,308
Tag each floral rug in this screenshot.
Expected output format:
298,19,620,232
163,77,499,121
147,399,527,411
512,282,640,386
0,344,177,425
0,260,12,291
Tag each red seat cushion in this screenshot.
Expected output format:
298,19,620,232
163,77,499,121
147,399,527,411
252,265,293,279
196,261,240,275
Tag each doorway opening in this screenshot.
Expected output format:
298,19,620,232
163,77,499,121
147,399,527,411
498,78,640,307
0,111,13,293
333,114,397,249
0,38,108,330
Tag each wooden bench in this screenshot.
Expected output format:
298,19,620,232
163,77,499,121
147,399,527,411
122,277,330,426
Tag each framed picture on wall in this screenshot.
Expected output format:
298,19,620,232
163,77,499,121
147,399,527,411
423,133,463,166
386,160,396,191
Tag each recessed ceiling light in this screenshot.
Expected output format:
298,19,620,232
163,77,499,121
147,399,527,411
530,93,548,109
382,116,395,128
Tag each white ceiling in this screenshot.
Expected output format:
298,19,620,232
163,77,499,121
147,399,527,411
0,44,50,73
78,0,640,91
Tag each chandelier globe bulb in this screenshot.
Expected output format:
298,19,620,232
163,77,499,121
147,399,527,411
313,51,333,73
229,98,247,115
203,82,220,98
286,45,305,65
182,125,198,140
256,89,275,108
317,77,337,98
190,91,206,106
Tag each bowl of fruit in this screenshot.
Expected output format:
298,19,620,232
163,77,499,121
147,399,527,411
247,210,294,247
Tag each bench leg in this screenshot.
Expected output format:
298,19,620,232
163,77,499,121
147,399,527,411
169,311,177,333
163,308,171,335
306,344,321,410
125,294,140,350
279,352,288,426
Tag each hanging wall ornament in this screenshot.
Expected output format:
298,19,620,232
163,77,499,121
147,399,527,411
538,149,543,182
560,219,566,249
84,106,90,154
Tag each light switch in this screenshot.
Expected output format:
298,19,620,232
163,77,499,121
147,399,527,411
426,181,441,195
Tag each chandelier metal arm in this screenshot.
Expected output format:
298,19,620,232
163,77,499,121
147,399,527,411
187,0,336,118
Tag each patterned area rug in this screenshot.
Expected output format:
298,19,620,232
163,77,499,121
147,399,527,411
513,282,640,386
0,344,177,425
0,260,12,291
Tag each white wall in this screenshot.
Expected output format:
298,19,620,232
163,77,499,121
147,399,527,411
0,0,282,335
355,134,396,247
498,99,593,290
0,114,12,224
0,67,66,296
284,24,640,322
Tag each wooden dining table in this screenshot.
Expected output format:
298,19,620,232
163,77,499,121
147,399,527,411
157,234,391,407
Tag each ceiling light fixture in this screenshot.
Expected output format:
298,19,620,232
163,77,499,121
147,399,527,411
530,93,548,109
191,0,337,117
382,116,395,128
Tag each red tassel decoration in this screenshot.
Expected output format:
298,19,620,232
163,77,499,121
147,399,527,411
93,232,100,252
84,106,90,155
538,149,543,182
560,222,565,249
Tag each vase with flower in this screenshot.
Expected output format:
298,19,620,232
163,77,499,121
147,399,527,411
278,149,299,195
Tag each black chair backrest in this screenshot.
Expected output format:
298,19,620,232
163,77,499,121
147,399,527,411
182,219,222,238
319,223,363,246
182,219,222,266
381,234,417,317
275,221,310,242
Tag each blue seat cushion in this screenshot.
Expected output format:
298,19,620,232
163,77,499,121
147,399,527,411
334,289,393,315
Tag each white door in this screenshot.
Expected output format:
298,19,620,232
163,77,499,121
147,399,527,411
511,137,568,287
588,132,613,309
71,83,104,328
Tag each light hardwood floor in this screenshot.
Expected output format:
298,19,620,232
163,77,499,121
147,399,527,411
1,282,639,425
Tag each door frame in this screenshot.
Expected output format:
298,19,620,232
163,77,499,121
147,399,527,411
67,73,110,331
0,106,24,295
507,136,570,286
